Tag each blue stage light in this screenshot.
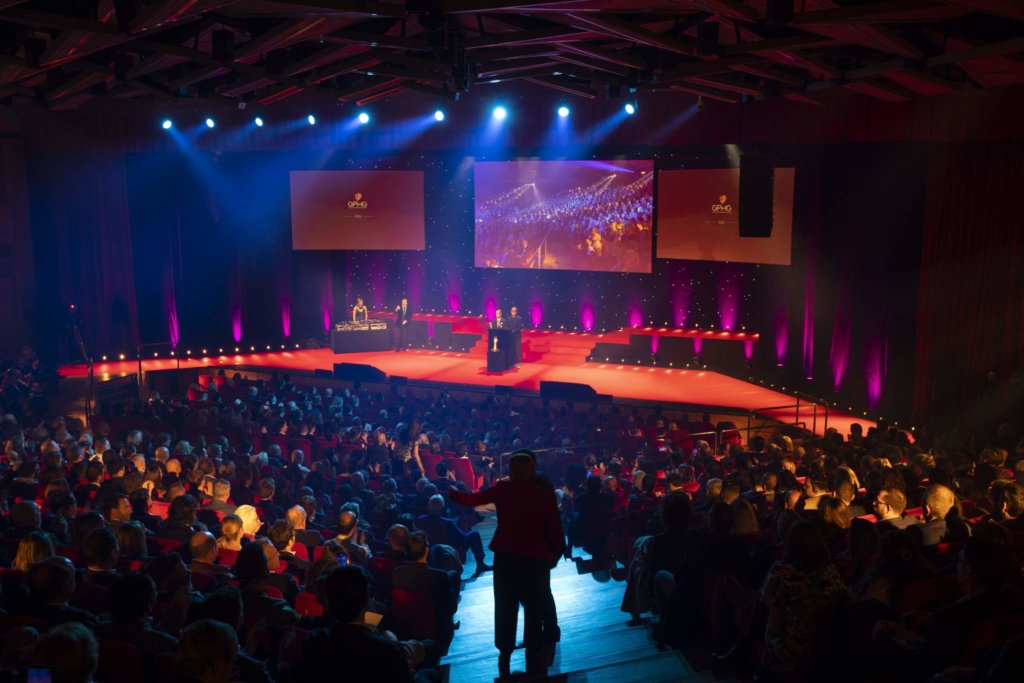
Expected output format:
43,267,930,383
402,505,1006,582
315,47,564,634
357,111,370,124
624,102,636,115
307,114,316,125
493,105,507,120
205,117,215,128
254,116,264,127
557,105,570,118
434,110,445,122
161,119,173,130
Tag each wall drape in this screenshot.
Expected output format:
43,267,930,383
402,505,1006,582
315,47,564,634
913,142,1024,424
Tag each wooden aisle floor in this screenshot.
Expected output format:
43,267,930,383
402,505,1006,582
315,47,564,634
442,515,710,683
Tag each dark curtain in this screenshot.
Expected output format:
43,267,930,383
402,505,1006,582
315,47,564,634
24,116,140,359
914,142,1024,425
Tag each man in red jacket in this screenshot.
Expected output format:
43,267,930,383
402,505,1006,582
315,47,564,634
449,451,564,679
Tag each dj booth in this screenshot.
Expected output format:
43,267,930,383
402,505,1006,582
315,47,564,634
331,319,392,353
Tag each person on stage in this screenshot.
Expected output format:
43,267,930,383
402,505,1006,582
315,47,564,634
394,297,412,352
448,451,564,679
506,306,524,366
489,309,505,329
351,297,368,324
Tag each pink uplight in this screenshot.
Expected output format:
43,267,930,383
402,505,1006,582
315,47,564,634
530,300,543,327
693,337,703,355
231,307,242,343
580,302,595,332
628,306,643,328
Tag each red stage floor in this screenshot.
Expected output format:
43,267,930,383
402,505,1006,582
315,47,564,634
62,329,867,438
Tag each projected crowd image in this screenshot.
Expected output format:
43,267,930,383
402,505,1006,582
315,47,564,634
474,159,654,273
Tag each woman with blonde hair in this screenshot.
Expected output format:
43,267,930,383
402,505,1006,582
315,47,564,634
12,530,55,572
217,514,245,551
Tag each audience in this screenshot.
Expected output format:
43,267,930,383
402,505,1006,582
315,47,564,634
0,370,1019,683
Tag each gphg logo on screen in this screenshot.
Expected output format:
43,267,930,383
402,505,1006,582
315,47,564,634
711,194,732,213
348,192,369,209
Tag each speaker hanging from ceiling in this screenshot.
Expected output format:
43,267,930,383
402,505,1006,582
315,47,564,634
739,157,775,237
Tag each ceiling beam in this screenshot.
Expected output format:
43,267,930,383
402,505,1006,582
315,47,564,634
552,52,630,78
402,80,460,99
926,36,1024,67
323,28,429,50
669,83,740,104
683,75,762,96
792,0,945,25
269,0,406,17
475,58,560,79
524,75,597,99
557,43,647,70
561,13,701,58
730,63,805,87
466,25,588,49
470,45,560,62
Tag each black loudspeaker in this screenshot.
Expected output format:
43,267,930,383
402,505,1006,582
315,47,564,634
390,375,408,386
739,157,775,237
766,0,794,26
540,381,597,401
314,369,333,379
697,22,720,56
333,363,387,383
495,385,513,396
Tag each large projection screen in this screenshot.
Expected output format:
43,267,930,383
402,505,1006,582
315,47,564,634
474,159,654,273
290,170,425,250
656,167,795,265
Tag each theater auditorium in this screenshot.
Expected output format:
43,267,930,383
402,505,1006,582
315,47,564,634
0,1,1022,682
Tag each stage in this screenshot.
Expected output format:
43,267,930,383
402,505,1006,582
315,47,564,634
62,324,870,438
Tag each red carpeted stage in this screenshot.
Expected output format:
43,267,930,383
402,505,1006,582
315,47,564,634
61,318,870,438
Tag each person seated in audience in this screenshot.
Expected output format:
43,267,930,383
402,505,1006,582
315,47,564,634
267,519,310,582
836,480,867,518
167,619,239,683
385,524,410,561
393,531,459,645
234,505,263,539
94,572,178,657
9,460,39,500
297,494,324,531
115,520,150,564
857,530,934,607
757,521,849,675
81,527,120,589
12,530,55,573
101,493,133,530
189,531,233,591
416,495,490,575
256,478,285,522
216,515,245,551
334,509,370,567
875,533,1024,682
96,454,128,502
129,488,161,533
908,484,966,547
5,500,42,545
42,491,77,546
22,556,97,628
73,461,104,509
801,477,830,513
303,565,437,683
234,541,299,654
158,495,204,549
202,479,236,516
28,621,99,683
874,488,918,531
996,481,1024,532
287,504,320,550
622,488,693,619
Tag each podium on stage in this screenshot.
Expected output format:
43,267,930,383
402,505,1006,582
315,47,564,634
487,329,520,372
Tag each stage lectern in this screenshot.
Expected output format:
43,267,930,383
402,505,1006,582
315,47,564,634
487,329,518,372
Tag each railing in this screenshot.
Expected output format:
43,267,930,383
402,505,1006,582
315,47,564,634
528,232,551,268
746,395,829,437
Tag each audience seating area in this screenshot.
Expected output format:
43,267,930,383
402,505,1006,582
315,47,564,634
0,365,1020,683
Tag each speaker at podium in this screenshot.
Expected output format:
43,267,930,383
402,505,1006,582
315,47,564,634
487,329,519,373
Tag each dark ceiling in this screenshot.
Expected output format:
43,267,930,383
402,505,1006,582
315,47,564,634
1,0,1023,111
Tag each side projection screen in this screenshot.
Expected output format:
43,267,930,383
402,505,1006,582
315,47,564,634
656,167,795,265
474,159,654,273
290,170,425,250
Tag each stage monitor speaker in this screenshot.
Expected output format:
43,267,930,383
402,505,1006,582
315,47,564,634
739,157,775,237
540,381,597,401
314,369,333,379
333,363,387,384
390,375,408,386
495,385,513,396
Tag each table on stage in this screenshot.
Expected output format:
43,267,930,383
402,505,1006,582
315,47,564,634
331,319,392,353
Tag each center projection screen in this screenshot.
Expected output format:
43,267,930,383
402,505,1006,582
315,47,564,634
474,159,654,273
290,170,425,250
